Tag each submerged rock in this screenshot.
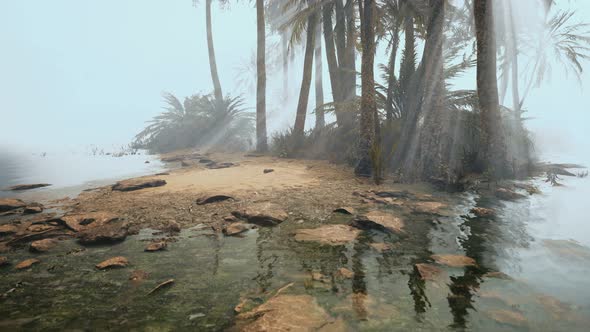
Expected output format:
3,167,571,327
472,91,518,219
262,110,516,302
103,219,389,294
335,267,354,279
354,211,404,234
196,194,233,205
410,201,447,214
0,256,9,267
431,254,476,267
222,222,253,236
486,309,527,327
294,225,360,246
129,270,149,283
62,212,129,244
15,258,40,270
6,183,51,191
112,178,166,192
415,263,444,281
232,202,288,226
235,295,339,332
0,198,26,212
145,241,167,252
96,256,129,270
369,242,393,253
471,207,495,218
483,271,512,280
30,239,58,253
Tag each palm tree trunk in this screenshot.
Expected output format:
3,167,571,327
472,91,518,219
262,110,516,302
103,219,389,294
323,3,344,125
256,0,268,152
282,31,289,100
206,0,223,103
399,15,415,117
355,0,376,177
385,26,400,122
293,13,317,140
315,21,325,129
474,0,507,177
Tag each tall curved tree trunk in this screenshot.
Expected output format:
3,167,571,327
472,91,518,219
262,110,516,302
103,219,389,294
282,31,289,100
256,0,268,152
399,14,416,117
474,0,507,177
323,2,343,125
355,0,376,177
385,25,400,122
293,13,317,140
206,0,223,103
314,20,325,129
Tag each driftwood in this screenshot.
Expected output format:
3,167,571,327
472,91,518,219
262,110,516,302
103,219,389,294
147,279,175,295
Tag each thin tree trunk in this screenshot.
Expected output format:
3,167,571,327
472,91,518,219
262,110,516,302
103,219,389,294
315,20,325,129
355,0,376,177
282,31,289,100
293,13,317,140
474,0,507,177
399,14,415,117
323,3,344,125
385,25,400,122
206,0,223,103
256,0,268,152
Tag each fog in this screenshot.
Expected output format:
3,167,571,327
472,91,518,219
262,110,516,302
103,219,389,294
1,0,588,163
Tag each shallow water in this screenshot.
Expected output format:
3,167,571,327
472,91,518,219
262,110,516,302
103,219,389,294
0,150,165,198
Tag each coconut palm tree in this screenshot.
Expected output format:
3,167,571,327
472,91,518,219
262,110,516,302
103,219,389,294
256,0,268,151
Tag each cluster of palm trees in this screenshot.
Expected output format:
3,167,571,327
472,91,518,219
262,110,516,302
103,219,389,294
138,0,590,184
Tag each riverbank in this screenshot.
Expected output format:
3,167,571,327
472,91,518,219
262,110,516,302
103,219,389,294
1,150,590,331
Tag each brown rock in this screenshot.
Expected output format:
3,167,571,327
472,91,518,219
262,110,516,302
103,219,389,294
235,295,336,332
145,241,167,252
164,220,181,233
411,201,447,214
96,256,129,270
333,207,356,215
471,207,495,218
30,239,58,253
0,198,26,212
207,162,236,169
537,295,572,320
495,188,526,200
263,168,274,174
78,222,129,244
415,263,444,281
0,256,8,267
129,270,149,282
23,204,44,214
370,242,393,253
487,309,527,327
294,225,361,246
335,267,354,279
26,224,55,233
7,183,51,191
483,271,512,280
112,178,166,192
431,254,476,267
0,224,18,235
61,212,120,232
15,258,40,270
354,211,404,234
196,194,233,205
232,202,288,226
222,222,252,236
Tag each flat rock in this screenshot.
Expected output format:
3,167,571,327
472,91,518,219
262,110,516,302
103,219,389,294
112,178,166,192
486,309,527,327
354,211,404,234
78,221,129,244
431,254,476,267
0,256,8,267
374,190,414,199
15,258,40,270
222,222,252,236
335,267,354,279
61,212,119,232
235,295,338,332
145,241,167,252
6,183,51,191
0,198,26,212
196,194,233,205
495,188,526,200
410,201,447,214
294,224,360,246
23,204,44,214
415,263,444,281
96,256,129,270
483,271,512,280
232,202,288,226
30,239,58,253
207,162,235,169
369,242,393,253
333,207,356,215
471,207,495,218
0,224,18,235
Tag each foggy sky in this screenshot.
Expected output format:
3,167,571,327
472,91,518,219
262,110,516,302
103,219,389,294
1,0,588,161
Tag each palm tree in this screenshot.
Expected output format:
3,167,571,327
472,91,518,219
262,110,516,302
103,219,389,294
204,0,224,103
355,0,377,177
256,0,268,151
474,0,507,177
315,21,325,129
